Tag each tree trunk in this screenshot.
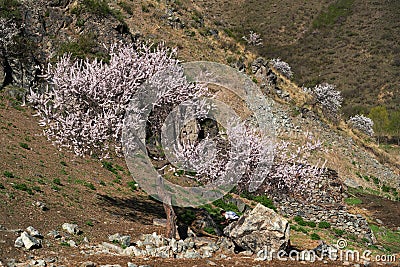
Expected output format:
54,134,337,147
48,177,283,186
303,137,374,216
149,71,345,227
163,197,177,239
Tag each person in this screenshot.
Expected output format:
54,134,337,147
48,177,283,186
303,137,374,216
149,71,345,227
220,210,239,225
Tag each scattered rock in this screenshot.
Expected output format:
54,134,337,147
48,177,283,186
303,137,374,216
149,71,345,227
15,232,41,250
80,261,97,267
101,242,124,254
34,201,48,211
375,218,383,224
68,240,77,247
206,260,217,266
224,203,290,253
30,259,46,266
47,230,62,239
62,223,81,235
26,226,43,238
127,263,137,267
0,224,6,231
108,233,131,247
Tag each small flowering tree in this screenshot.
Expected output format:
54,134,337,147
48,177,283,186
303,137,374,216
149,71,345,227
304,83,343,122
348,114,374,136
242,31,263,46
29,41,328,237
269,58,293,79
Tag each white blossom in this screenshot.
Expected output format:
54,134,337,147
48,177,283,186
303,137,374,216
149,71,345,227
242,31,263,46
269,58,293,79
304,83,343,121
28,41,200,158
348,114,374,136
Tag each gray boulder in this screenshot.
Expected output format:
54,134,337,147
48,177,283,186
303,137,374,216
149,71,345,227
223,203,289,253
15,231,41,250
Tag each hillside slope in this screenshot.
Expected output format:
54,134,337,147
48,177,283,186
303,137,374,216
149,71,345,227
195,0,400,115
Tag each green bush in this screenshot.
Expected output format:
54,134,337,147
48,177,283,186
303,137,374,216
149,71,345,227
381,184,390,193
307,221,317,228
371,175,380,185
3,171,15,178
310,233,321,240
19,142,29,150
318,221,331,229
60,161,68,166
86,182,96,190
57,34,106,61
240,192,276,211
332,228,345,236
0,183,5,189
102,161,118,174
127,181,137,191
212,198,240,214
12,183,33,195
53,178,62,186
294,216,307,226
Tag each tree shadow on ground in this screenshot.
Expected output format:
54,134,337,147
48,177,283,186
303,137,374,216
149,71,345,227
97,194,165,225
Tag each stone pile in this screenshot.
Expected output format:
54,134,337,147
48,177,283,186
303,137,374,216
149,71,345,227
82,232,234,259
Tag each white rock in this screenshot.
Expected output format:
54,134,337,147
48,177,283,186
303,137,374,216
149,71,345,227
26,226,43,238
18,231,41,250
62,223,80,235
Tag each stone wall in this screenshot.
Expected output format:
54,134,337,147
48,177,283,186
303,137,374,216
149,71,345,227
276,199,376,243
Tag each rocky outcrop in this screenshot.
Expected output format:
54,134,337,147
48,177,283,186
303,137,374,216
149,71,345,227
1,0,131,90
223,203,290,253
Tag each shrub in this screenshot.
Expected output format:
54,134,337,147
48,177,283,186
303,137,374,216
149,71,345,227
53,178,62,186
240,192,276,211
371,176,380,185
127,181,137,191
318,221,331,229
310,233,321,240
60,161,68,166
19,142,29,150
12,183,33,195
294,216,307,226
307,221,316,228
332,228,345,236
381,184,390,193
102,161,118,174
0,183,5,189
3,171,15,178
